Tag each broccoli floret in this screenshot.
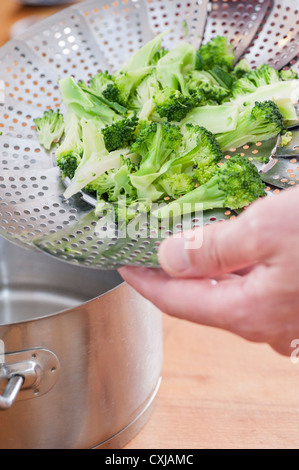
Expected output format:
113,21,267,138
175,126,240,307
85,170,115,195
130,121,158,158
186,70,229,104
55,112,83,179
232,58,251,80
101,113,139,152
83,71,128,112
156,42,197,95
102,82,123,105
150,47,169,66
209,65,234,91
59,77,119,125
109,32,167,106
279,69,298,81
231,64,280,100
112,197,152,224
153,155,266,219
280,130,293,147
187,70,217,89
113,68,155,107
230,64,299,112
57,155,79,180
85,160,137,203
131,121,182,175
108,163,137,202
127,72,160,120
157,171,195,198
34,109,64,150
89,71,115,97
173,123,223,185
129,121,183,201
153,87,201,122
196,36,235,72
63,119,133,199
216,100,285,151
246,64,280,88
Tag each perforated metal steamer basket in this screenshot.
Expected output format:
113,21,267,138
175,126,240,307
0,0,299,268
0,0,299,449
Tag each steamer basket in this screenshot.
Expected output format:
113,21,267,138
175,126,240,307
0,0,299,449
0,0,298,269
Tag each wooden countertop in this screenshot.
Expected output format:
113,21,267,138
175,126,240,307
126,314,299,449
1,0,299,450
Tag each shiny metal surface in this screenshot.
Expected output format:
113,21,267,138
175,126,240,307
242,0,299,70
0,236,163,448
0,0,298,269
0,348,60,408
203,0,272,60
0,375,24,410
225,133,299,189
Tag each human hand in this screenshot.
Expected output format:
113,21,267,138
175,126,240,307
118,185,299,356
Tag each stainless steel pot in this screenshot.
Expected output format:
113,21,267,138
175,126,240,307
0,236,163,449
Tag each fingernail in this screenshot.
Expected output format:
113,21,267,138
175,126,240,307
158,236,190,275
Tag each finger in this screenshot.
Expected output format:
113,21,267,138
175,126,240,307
118,266,249,330
269,338,295,357
158,205,272,278
158,185,299,279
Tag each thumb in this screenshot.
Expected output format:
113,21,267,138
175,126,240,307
158,211,269,278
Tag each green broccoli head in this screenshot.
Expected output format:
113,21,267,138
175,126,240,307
153,154,266,219
59,76,119,125
153,87,201,122
57,153,82,179
127,72,160,120
131,121,182,175
279,68,298,81
107,32,167,106
102,83,123,104
78,73,128,114
34,109,65,150
232,58,251,80
174,123,223,185
216,100,285,151
150,47,169,66
92,72,125,107
190,82,229,105
55,111,84,178
89,71,115,97
216,154,266,209
101,113,139,152
156,42,197,95
86,166,137,203
113,68,154,106
130,121,158,158
157,171,195,198
197,36,235,72
186,70,230,104
247,64,280,87
280,130,293,147
231,64,280,100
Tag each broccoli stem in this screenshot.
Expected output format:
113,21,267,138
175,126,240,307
63,149,131,199
231,80,299,109
181,104,239,134
153,176,226,219
59,77,117,123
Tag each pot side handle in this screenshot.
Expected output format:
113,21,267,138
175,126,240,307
0,375,24,410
